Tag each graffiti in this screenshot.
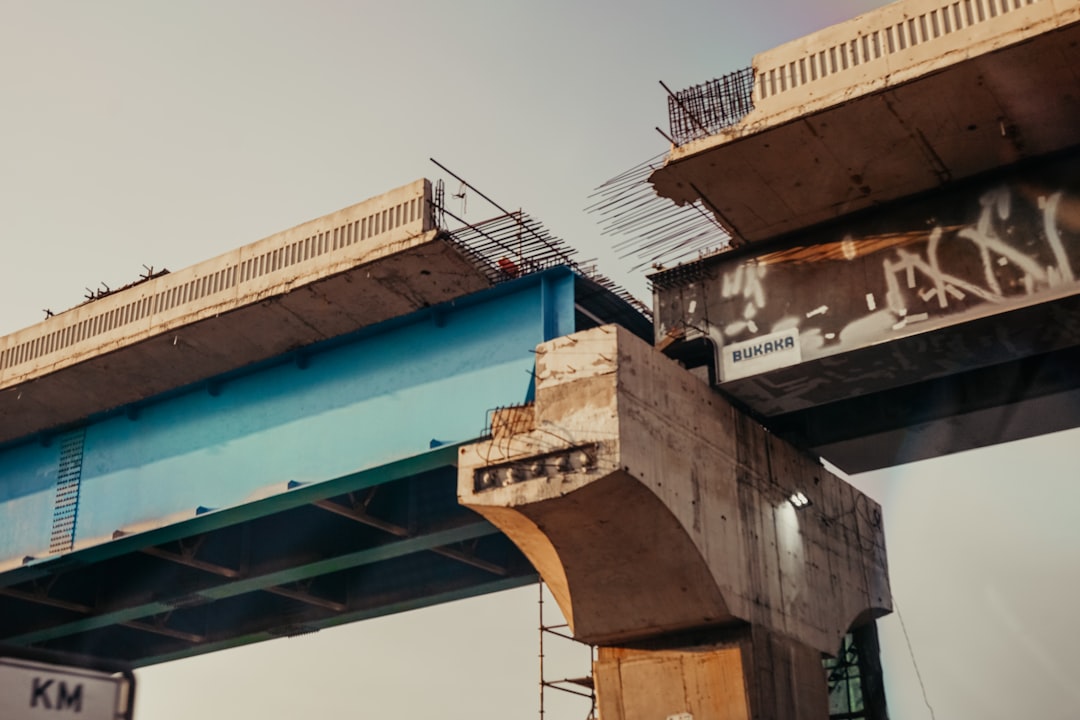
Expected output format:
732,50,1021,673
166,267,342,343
882,188,1074,321
769,183,1068,350
719,261,767,336
883,226,1000,316
658,153,1080,383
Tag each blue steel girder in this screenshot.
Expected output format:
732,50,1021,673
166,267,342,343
0,268,641,665
2,464,504,646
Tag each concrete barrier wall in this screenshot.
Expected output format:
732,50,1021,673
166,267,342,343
750,0,1078,122
667,0,1078,157
0,179,432,389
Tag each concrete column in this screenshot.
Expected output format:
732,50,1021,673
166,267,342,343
594,626,828,720
457,324,890,717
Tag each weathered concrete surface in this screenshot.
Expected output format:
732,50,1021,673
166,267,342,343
594,627,829,720
652,1,1080,243
458,324,890,654
650,152,1080,472
0,180,494,447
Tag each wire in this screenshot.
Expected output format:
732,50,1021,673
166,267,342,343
587,152,732,269
894,597,937,720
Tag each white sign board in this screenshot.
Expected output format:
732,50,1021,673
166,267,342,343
0,657,127,719
720,328,802,381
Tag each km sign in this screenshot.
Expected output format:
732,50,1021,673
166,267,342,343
0,655,134,719
30,677,87,712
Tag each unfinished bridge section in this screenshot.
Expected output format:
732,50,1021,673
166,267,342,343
646,0,1080,473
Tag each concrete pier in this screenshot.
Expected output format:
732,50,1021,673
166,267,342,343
459,325,890,717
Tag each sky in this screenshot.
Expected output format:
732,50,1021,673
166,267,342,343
1,1,1078,718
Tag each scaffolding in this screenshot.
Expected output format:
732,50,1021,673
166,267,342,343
538,582,596,720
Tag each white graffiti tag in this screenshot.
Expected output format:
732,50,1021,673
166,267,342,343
720,261,767,336
882,187,1073,318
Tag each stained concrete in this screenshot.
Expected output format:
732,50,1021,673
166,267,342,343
594,627,830,720
458,324,890,656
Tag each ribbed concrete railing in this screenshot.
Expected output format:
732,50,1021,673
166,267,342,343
668,0,1076,145
0,180,433,387
754,0,1047,103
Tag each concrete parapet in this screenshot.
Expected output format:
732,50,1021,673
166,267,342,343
0,179,434,390
458,324,890,654
745,0,1075,137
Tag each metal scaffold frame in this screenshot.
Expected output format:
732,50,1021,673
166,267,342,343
538,581,596,720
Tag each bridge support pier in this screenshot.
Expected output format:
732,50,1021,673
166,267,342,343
594,627,827,720
458,325,891,718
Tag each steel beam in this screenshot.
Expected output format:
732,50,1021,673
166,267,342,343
262,585,347,612
120,620,206,645
0,586,92,615
132,574,537,668
310,497,508,576
140,545,241,579
311,498,409,538
4,519,496,646
2,444,461,589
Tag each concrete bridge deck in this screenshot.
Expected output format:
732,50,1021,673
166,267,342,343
651,0,1080,244
644,0,1080,472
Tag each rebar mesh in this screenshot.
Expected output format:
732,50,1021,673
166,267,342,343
586,154,732,272
439,209,651,320
668,67,755,145
442,211,579,282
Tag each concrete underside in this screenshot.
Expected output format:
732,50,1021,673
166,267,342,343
459,325,890,656
744,300,1080,472
0,235,491,448
652,150,1080,472
651,18,1080,244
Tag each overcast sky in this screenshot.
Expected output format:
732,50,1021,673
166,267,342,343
2,1,1078,718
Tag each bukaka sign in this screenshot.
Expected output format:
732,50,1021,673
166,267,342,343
720,328,802,381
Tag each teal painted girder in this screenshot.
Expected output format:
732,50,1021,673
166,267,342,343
3,443,461,589
0,268,600,666
0,269,576,569
6,515,496,646
1,454,534,660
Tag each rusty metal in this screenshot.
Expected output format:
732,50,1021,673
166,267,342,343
430,159,651,318
586,154,732,270
140,544,242,579
311,495,507,575
660,80,712,139
441,208,578,281
263,584,347,612
666,67,755,145
121,619,205,644
539,581,597,720
429,544,507,576
0,586,92,614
